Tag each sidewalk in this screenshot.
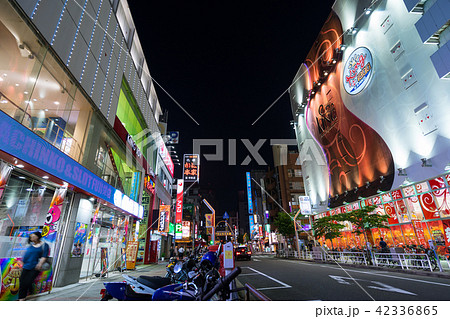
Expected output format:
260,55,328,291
29,262,168,301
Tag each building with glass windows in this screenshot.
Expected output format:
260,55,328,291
290,0,450,254
0,0,173,299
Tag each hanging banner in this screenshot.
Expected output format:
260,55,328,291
71,222,88,257
42,186,68,254
0,161,12,200
158,205,170,233
176,179,184,223
100,248,109,275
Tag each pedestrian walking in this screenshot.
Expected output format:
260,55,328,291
379,237,389,253
19,231,49,301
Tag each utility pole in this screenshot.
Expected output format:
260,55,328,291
293,209,301,259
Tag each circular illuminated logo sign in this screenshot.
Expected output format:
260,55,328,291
343,47,373,95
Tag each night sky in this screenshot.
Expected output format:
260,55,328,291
128,0,336,213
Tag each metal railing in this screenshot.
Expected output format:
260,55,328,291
290,249,446,272
373,252,434,271
323,251,368,265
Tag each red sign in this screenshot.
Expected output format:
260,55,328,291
259,225,263,237
176,179,184,224
158,142,174,177
412,220,426,246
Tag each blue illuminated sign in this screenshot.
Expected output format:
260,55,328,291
0,111,143,219
246,172,255,239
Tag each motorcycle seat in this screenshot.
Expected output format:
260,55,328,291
137,276,172,290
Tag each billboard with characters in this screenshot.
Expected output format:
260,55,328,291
0,257,53,301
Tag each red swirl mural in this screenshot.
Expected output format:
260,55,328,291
304,12,394,202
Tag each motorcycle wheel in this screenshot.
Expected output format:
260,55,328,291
101,292,113,301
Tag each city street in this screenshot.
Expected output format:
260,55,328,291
236,255,450,301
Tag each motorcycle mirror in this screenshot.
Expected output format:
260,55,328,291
188,271,196,279
174,261,183,274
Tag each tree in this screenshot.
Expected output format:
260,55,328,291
312,215,345,249
335,205,389,245
273,212,295,238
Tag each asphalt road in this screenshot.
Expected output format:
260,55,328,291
235,255,450,301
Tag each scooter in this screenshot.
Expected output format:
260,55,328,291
100,248,206,300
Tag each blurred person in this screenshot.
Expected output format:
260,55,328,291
19,231,49,301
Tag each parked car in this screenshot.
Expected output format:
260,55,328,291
235,246,251,260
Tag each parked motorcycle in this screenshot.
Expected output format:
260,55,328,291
100,245,223,301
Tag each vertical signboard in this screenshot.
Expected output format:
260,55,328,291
176,179,184,223
183,154,199,182
299,196,312,215
158,205,171,233
182,221,191,238
126,241,139,269
175,223,183,240
246,172,255,239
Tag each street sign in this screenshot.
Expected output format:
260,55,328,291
166,131,179,144
223,212,229,219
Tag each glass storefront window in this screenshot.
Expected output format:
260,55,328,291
401,224,418,246
405,196,425,221
80,204,129,278
0,172,70,259
379,228,394,247
390,225,405,246
0,15,92,163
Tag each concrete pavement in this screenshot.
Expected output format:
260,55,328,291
29,262,168,301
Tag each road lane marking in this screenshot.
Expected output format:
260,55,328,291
367,281,416,296
320,265,450,287
253,259,261,262
257,286,291,291
281,259,450,287
245,267,292,288
329,275,416,296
